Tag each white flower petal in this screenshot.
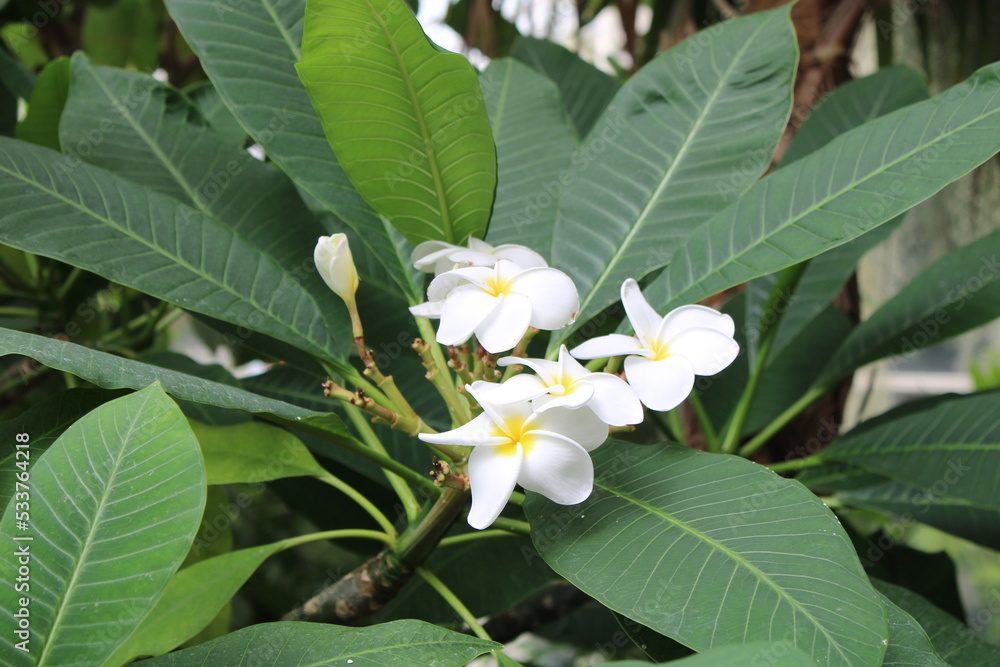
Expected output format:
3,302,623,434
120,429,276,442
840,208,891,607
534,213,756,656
475,293,532,353
528,405,607,451
412,241,458,273
426,266,492,301
467,237,493,252
578,372,644,426
496,355,560,384
621,278,663,342
659,304,735,340
667,328,740,376
624,355,695,412
436,285,499,346
555,345,589,383
492,244,548,268
467,444,523,530
533,382,594,412
447,248,503,268
517,433,594,505
417,413,508,447
409,301,443,319
467,382,535,430
510,267,580,330
570,334,652,360
473,374,554,405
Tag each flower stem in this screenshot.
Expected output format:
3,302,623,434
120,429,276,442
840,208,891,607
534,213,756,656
766,454,826,473
317,471,398,542
738,383,830,458
688,393,720,453
344,404,421,521
412,332,473,425
276,528,394,551
438,529,519,549
417,566,492,642
667,409,686,446
488,516,531,535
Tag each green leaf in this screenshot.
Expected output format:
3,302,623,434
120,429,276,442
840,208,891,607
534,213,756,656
0,47,34,100
297,0,496,246
525,442,888,666
641,61,1000,316
189,420,327,484
820,390,1000,511
878,592,948,666
551,7,797,344
140,620,500,666
604,641,815,666
480,58,578,260
0,388,124,509
800,463,1000,551
747,65,930,361
377,536,556,624
107,541,288,663
136,352,250,426
0,136,348,366
61,53,335,276
81,0,162,70
15,57,70,152
511,37,620,139
183,81,248,148
0,384,205,666
874,580,997,665
818,227,1000,384
165,0,421,302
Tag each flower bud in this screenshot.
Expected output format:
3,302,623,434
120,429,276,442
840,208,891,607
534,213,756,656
314,234,360,308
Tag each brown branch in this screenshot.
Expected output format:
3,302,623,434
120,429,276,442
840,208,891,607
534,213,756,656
479,581,592,643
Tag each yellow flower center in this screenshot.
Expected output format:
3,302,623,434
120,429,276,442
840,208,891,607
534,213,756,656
483,272,514,297
492,416,535,456
649,338,671,361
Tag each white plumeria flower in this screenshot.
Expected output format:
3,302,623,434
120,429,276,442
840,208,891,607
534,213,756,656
412,238,547,275
483,345,643,427
571,279,739,412
419,382,607,529
409,260,579,354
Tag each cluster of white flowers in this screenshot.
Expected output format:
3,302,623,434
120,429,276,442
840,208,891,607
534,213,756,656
314,235,740,529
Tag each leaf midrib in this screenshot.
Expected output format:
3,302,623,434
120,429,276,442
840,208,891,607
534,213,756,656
669,86,1000,307
361,0,454,243
566,15,780,337
594,477,856,664
260,0,301,61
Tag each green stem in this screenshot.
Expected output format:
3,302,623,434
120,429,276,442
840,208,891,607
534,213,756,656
738,384,830,458
688,393,720,453
438,529,518,549
345,404,421,521
54,267,82,302
667,409,686,446
279,415,440,497
585,357,608,371
276,528,394,551
507,490,525,506
317,471,398,541
413,318,472,425
489,516,530,536
766,454,826,474
417,566,492,641
0,306,38,317
721,264,808,454
396,487,469,566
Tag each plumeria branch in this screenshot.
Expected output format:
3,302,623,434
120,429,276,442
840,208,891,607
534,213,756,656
412,334,473,425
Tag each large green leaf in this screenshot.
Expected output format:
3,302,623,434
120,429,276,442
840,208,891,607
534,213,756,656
525,442,888,666
0,138,349,366
15,57,69,152
818,226,1000,384
141,620,499,666
606,642,815,666
60,53,332,276
551,7,797,344
480,58,578,260
799,463,1000,551
747,65,930,361
511,38,620,139
0,388,123,509
0,384,205,666
877,591,947,667
165,0,421,302
819,390,1000,512
189,420,327,484
297,0,497,247
641,61,1000,316
874,580,997,665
